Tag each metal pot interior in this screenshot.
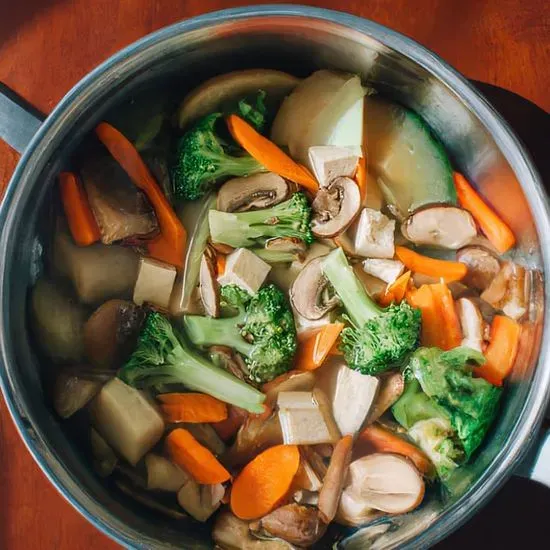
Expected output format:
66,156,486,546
1,10,547,549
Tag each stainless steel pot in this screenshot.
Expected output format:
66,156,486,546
0,5,549,549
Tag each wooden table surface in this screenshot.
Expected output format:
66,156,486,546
0,1,548,549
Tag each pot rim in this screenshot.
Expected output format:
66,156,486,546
0,5,549,549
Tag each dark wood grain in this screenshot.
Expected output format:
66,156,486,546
0,1,548,548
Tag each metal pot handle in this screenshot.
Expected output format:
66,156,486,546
0,84,44,154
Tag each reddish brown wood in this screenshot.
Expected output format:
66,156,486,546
0,1,548,548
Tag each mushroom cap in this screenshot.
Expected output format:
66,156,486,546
312,177,361,238
401,206,477,249
290,257,340,320
257,504,326,546
456,245,501,291
199,252,220,317
346,453,425,514
217,173,291,213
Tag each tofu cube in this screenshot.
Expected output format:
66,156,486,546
133,257,177,309
308,145,359,188
217,248,271,294
278,391,335,445
89,379,164,466
316,358,379,436
354,208,395,258
362,259,405,284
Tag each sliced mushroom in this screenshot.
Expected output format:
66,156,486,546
345,453,425,514
367,372,405,424
199,252,220,317
481,261,528,320
254,504,327,547
290,257,340,320
294,457,323,492
311,177,361,238
318,435,353,523
401,206,477,249
335,489,380,527
217,173,290,212
456,297,485,352
456,245,501,291
53,372,102,419
84,300,145,370
213,511,293,550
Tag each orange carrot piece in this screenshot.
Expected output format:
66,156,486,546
395,246,467,283
430,283,463,350
230,444,300,519
212,405,249,441
226,115,318,193
407,285,441,348
476,315,521,386
295,323,345,371
95,122,187,269
261,370,303,394
379,270,412,306
356,424,433,476
216,253,226,277
454,172,515,254
158,393,228,423
59,172,101,246
165,428,231,484
355,155,367,202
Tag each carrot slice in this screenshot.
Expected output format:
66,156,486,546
216,253,226,277
407,285,441,348
395,246,467,283
158,393,228,423
165,428,230,484
379,270,412,306
454,172,515,254
355,155,367,202
356,424,433,476
226,115,318,193
476,315,521,386
59,172,101,246
230,444,300,520
95,122,187,269
295,323,345,371
430,283,463,350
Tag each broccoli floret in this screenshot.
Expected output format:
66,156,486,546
209,192,313,249
172,113,265,200
321,247,421,375
118,311,265,413
392,346,502,480
232,90,267,132
183,284,297,384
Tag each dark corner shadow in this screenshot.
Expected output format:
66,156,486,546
471,81,550,191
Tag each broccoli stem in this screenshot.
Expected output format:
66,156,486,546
183,314,253,358
122,341,264,413
322,247,382,327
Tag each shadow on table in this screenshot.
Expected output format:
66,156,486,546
472,81,550,189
